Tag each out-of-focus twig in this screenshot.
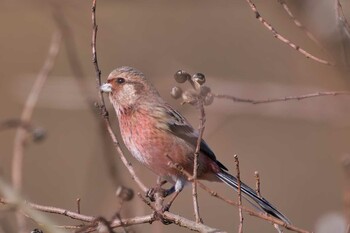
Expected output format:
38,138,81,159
11,30,62,233
244,0,332,65
54,7,121,188
0,177,67,233
213,91,350,104
336,0,350,39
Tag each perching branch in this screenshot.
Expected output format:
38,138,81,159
91,0,147,193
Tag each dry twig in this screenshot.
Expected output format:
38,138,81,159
91,0,147,193
192,101,205,224
234,155,244,233
213,91,350,104
244,0,331,65
278,0,323,48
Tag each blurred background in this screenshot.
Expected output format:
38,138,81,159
0,0,350,232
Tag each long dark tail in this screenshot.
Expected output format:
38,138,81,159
216,170,290,224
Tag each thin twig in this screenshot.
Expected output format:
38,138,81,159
192,101,205,224
197,182,309,233
213,91,350,104
254,171,261,198
167,160,309,233
244,0,331,65
76,198,81,214
91,0,147,193
11,30,62,233
234,155,243,233
278,0,323,48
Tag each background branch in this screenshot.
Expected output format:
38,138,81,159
11,30,62,233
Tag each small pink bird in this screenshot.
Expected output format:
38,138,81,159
101,66,290,223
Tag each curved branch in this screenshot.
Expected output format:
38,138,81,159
245,0,332,65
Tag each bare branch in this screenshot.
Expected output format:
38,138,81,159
197,182,310,233
244,0,332,65
91,0,147,193
234,155,244,233
278,0,324,48
192,101,205,223
11,30,62,233
213,91,350,104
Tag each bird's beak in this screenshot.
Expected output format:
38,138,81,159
100,83,112,93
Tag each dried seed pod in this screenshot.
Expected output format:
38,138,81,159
116,186,134,202
174,70,191,83
181,89,198,105
192,73,206,85
200,86,211,97
170,86,182,99
32,128,46,142
204,93,214,106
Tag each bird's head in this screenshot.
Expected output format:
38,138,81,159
101,66,160,111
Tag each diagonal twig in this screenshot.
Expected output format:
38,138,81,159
244,0,332,65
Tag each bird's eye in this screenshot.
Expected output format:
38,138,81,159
116,77,125,84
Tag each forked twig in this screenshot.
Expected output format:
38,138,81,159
167,160,310,233
244,0,331,65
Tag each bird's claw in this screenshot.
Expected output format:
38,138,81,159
146,188,156,202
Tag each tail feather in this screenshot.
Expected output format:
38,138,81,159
217,171,290,224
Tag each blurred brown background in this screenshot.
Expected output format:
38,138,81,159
0,0,350,232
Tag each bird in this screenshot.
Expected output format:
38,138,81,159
100,66,290,224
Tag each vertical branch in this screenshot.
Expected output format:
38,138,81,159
254,171,261,198
234,155,243,233
192,101,205,223
91,0,147,193
11,30,62,233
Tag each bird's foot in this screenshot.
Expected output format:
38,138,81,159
146,187,167,202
